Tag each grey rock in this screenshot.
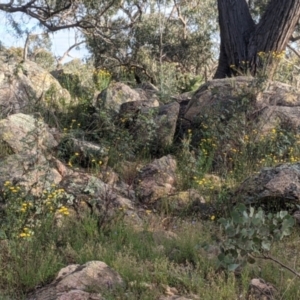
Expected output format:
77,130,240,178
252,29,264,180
234,163,300,206
0,57,70,118
27,261,123,300
134,155,177,204
247,278,277,300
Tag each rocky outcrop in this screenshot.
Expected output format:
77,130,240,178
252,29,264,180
0,113,57,153
94,82,180,149
161,189,206,213
183,76,300,137
0,57,70,118
120,101,180,151
0,113,61,195
27,261,124,300
93,82,159,113
134,155,177,204
234,163,300,207
60,171,135,211
155,102,180,149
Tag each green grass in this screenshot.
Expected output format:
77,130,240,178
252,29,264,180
0,210,299,299
1,69,300,299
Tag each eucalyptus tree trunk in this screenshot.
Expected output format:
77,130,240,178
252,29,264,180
214,0,300,79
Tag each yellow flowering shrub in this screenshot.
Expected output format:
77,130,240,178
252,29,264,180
93,68,112,91
0,182,69,239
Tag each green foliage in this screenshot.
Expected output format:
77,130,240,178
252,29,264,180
186,90,300,184
93,68,112,91
218,203,295,271
86,0,216,96
55,104,155,170
0,181,69,240
55,71,92,100
176,129,216,190
33,49,56,71
4,47,23,60
53,59,97,102
1,0,300,298
0,141,14,159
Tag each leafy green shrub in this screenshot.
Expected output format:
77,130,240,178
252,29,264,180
187,91,300,184
218,203,295,272
55,72,92,100
176,128,219,191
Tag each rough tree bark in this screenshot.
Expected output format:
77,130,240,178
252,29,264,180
214,0,300,79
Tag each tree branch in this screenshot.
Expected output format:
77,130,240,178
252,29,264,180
56,40,86,68
254,253,300,279
287,44,300,59
0,0,94,32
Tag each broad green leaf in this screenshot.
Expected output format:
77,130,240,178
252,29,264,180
282,215,295,229
256,209,264,219
252,217,261,226
218,218,227,226
279,211,288,219
247,228,255,237
226,226,237,237
282,227,292,238
242,210,249,219
258,225,269,236
218,253,225,261
235,203,247,212
228,263,240,271
244,240,255,251
261,241,271,251
240,228,248,237
231,210,239,220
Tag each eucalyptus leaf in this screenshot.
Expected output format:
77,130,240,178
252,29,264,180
279,211,288,219
226,226,237,237
218,218,227,226
261,241,271,251
228,263,240,271
252,217,261,226
241,228,248,237
282,215,295,229
235,203,247,212
282,227,292,238
231,210,242,224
